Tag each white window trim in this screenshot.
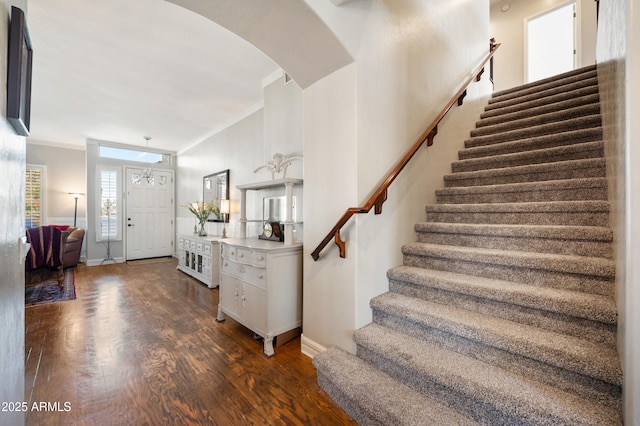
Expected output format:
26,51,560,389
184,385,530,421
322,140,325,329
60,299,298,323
26,164,46,227
96,165,122,242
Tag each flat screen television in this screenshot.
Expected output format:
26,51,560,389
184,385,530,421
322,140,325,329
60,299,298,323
6,6,33,137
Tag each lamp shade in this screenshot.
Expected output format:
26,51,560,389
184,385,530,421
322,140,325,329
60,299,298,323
220,199,230,214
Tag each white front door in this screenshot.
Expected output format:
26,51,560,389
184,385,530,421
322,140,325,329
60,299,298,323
125,168,174,260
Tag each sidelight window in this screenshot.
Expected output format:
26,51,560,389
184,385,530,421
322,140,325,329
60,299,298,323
96,166,122,241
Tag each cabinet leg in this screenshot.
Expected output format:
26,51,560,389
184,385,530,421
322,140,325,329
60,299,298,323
263,335,275,357
216,305,225,322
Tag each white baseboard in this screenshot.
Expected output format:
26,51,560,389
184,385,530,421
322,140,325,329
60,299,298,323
86,257,125,266
301,334,327,359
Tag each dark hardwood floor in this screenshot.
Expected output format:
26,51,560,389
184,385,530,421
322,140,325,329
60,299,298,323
25,258,355,425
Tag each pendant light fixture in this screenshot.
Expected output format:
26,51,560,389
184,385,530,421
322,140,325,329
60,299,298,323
141,136,154,184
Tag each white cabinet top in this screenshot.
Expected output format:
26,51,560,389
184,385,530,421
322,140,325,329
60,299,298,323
220,238,302,252
236,178,303,190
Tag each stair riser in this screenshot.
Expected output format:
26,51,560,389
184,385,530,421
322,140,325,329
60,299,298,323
482,86,600,119
435,185,608,204
463,116,602,149
368,311,621,408
444,164,605,187
471,104,601,138
402,254,614,296
388,279,616,346
414,231,613,258
476,94,600,129
487,77,599,109
455,143,604,172
355,344,522,425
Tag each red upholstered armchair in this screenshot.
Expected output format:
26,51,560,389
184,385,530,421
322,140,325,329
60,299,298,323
25,226,68,288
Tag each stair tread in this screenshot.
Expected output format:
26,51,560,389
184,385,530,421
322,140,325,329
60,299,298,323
413,222,612,241
483,85,600,118
463,114,602,148
402,242,615,278
488,77,599,109
460,128,602,159
471,103,600,137
355,323,621,425
387,265,617,324
477,93,600,128
369,293,622,385
313,347,480,426
491,65,597,98
445,158,605,183
426,199,610,213
436,176,607,196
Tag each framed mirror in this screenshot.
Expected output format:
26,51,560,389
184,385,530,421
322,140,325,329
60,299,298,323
203,169,229,223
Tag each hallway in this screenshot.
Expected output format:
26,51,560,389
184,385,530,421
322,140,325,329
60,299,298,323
24,259,353,425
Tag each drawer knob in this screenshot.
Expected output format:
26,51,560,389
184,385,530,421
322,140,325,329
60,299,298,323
239,253,244,258
258,256,264,261
258,274,264,279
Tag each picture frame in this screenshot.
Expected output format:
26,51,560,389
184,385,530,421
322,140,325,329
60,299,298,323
7,6,33,137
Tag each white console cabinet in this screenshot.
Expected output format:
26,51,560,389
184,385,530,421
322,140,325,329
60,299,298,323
216,239,302,356
177,234,221,288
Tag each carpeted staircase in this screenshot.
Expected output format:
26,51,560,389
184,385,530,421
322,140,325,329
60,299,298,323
313,65,623,425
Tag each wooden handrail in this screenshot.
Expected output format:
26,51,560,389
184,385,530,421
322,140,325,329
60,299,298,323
311,41,501,261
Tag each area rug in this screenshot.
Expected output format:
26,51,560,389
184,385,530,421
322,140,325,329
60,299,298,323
25,268,76,307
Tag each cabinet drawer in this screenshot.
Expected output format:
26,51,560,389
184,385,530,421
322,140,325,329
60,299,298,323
178,237,185,248
204,243,212,255
221,244,236,260
196,242,203,252
235,247,266,267
221,259,265,289
190,240,197,250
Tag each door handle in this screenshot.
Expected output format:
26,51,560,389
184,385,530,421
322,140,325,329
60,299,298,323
128,224,135,227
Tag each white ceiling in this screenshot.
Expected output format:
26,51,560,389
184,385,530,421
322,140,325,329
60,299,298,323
27,0,281,153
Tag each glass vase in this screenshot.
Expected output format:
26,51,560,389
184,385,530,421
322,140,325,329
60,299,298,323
198,220,207,236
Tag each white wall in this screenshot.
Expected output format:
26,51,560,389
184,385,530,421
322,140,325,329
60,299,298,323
625,0,640,415
176,74,304,241
26,142,87,227
302,0,492,354
491,0,597,91
596,0,639,423
0,1,28,424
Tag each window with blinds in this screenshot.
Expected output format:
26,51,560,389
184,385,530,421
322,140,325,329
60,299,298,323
97,167,121,241
26,165,45,228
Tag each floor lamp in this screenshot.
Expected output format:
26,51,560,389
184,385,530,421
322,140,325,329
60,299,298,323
68,193,83,226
